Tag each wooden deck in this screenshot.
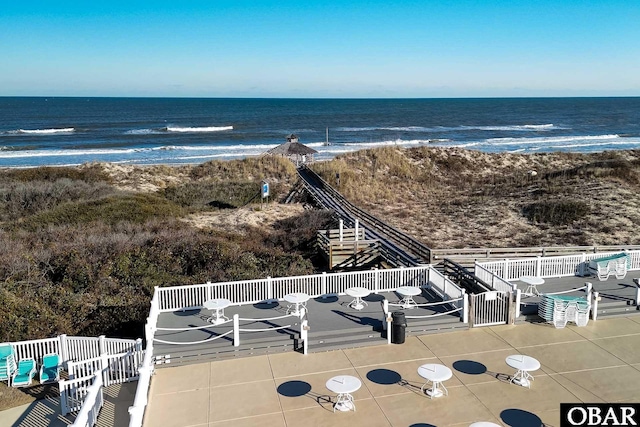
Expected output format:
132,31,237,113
153,289,465,365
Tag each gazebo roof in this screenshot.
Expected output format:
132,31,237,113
267,141,318,156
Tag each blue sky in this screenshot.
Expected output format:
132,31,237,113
2,0,639,97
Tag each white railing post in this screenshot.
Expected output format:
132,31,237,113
339,219,343,241
321,272,327,297
135,338,143,352
592,291,599,321
206,282,212,302
462,293,469,323
586,282,593,302
301,319,309,355
634,278,640,306
233,314,240,347
535,256,542,277
400,265,405,286
581,254,587,276
267,276,273,302
504,259,510,280
515,289,521,318
98,335,106,355
354,219,359,242
59,334,69,366
382,299,392,345
374,268,379,293
101,354,109,385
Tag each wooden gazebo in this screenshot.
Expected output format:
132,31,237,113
266,134,318,166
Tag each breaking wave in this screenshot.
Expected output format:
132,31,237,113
335,124,561,132
9,128,75,135
165,126,233,133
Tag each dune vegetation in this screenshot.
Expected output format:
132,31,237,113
311,146,640,248
0,157,333,343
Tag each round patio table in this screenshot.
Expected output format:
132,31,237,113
203,298,231,325
326,375,361,412
505,354,540,388
284,292,310,317
417,363,452,398
396,286,421,309
345,287,370,310
519,276,545,296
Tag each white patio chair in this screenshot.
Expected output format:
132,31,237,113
552,304,567,329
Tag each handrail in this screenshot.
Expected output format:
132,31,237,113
441,258,491,294
405,307,463,319
155,320,232,331
299,166,428,265
387,297,463,308
153,330,233,345
237,325,292,333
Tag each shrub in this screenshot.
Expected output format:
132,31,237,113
162,181,266,208
522,200,590,225
0,164,110,183
0,179,115,220
19,194,183,229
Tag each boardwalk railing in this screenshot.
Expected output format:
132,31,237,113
476,250,640,282
1,335,141,369
474,263,517,293
68,350,144,387
155,265,463,312
63,372,104,427
128,290,159,427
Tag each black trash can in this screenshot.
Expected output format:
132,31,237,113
391,311,407,344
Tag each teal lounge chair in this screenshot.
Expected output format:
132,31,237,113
0,344,17,386
12,358,36,387
39,353,61,384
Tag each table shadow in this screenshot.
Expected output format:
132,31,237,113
409,424,437,427
453,359,511,383
277,380,312,397
453,360,487,375
366,368,402,385
314,295,339,303
501,408,546,427
253,301,280,310
172,308,201,317
276,380,332,409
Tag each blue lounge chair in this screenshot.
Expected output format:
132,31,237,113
0,344,17,386
39,353,61,384
12,358,36,387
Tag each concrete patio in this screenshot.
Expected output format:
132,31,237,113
143,316,640,427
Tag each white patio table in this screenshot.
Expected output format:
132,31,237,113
203,298,231,325
417,363,453,398
520,276,545,296
284,292,310,317
345,287,370,310
505,354,540,388
396,286,421,309
326,375,361,412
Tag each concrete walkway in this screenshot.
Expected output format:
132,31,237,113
143,316,640,427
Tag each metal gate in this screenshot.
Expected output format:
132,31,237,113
470,291,509,327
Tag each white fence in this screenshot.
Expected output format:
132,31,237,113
476,250,640,282
155,265,462,312
474,263,517,293
68,350,144,387
3,335,141,369
63,373,104,427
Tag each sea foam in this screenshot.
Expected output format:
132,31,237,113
165,126,233,133
14,128,75,135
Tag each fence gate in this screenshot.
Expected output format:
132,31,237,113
470,291,509,327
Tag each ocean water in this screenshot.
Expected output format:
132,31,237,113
0,97,639,168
